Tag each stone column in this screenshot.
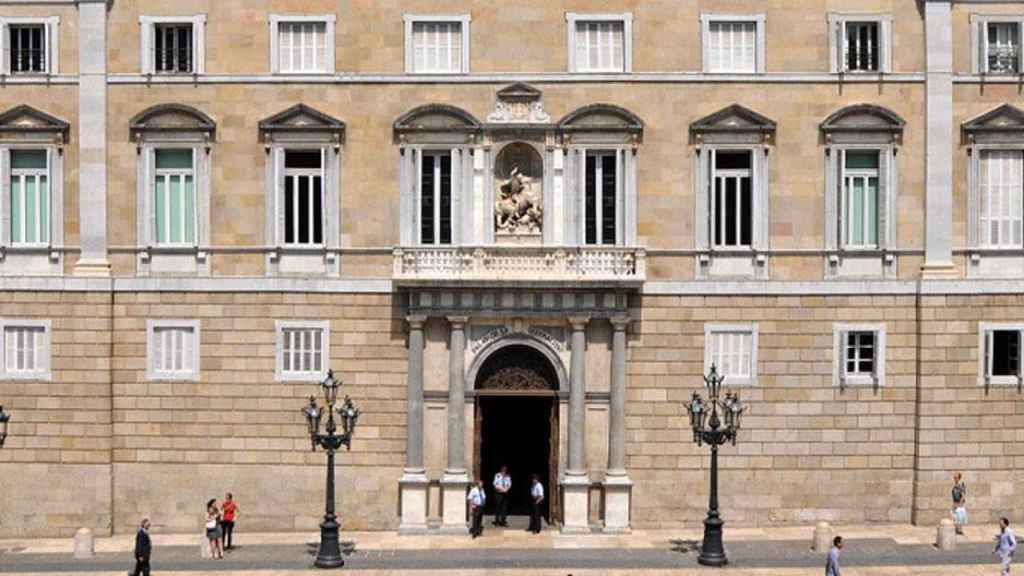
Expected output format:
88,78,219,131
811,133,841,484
603,316,633,533
399,315,428,533
440,316,470,532
922,0,957,278
561,315,590,533
74,0,111,276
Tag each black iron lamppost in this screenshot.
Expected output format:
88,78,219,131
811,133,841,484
0,405,9,448
302,370,360,569
685,365,744,567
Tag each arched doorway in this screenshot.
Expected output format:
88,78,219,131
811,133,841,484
472,343,561,526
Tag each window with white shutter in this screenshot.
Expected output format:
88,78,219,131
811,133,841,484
979,150,1024,249
833,324,886,387
566,13,632,73
412,22,462,73
276,320,330,381
0,319,50,380
708,21,756,73
270,15,335,74
704,324,758,386
146,320,200,381
979,323,1024,386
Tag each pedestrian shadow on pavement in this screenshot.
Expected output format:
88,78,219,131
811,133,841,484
304,541,357,557
669,539,700,554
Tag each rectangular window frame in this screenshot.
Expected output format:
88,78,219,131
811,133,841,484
977,148,1023,249
0,318,51,380
0,17,59,76
968,145,1024,251
701,13,765,74
840,149,881,250
979,322,1024,386
583,150,621,246
971,15,1024,75
0,144,63,257
269,14,336,75
153,148,197,247
417,149,454,246
403,14,471,74
282,149,326,247
566,12,633,73
827,13,893,74
710,149,754,249
832,323,886,387
9,148,51,247
145,319,200,382
825,145,896,256
275,320,330,382
139,15,206,75
704,323,758,387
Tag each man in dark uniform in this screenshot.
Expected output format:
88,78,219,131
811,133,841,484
527,474,544,534
130,517,152,576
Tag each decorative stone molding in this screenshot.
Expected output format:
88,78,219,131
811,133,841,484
258,103,345,147
129,103,216,145
393,245,646,285
393,103,482,145
487,83,550,124
556,103,643,145
821,104,905,145
690,103,776,145
962,103,1024,145
0,105,70,146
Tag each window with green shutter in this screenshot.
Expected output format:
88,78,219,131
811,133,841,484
154,149,195,245
842,150,880,248
10,149,49,245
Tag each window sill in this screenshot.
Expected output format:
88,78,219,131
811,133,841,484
839,375,879,387
146,371,199,382
276,370,328,383
1,370,51,381
980,376,1023,387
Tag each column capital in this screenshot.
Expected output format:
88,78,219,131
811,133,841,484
446,315,470,329
567,315,590,331
610,316,631,331
406,314,427,329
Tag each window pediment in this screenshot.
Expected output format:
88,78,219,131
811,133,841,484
130,104,216,143
963,104,1024,144
690,104,775,144
821,104,904,145
0,105,69,144
557,104,643,145
394,104,481,145
259,104,345,145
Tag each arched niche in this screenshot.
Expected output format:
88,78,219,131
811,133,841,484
468,336,567,394
493,142,545,240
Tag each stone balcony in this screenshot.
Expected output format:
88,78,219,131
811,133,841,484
392,245,646,287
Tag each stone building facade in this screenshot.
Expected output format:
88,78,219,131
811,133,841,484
0,0,1023,537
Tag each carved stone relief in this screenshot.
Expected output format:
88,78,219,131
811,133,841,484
494,142,543,238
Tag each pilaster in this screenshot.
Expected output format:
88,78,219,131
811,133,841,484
562,315,590,533
441,315,470,533
399,315,429,533
603,316,632,533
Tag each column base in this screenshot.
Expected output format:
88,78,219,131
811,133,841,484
560,474,590,534
398,470,430,534
920,262,958,279
73,257,111,277
439,471,470,533
602,472,632,534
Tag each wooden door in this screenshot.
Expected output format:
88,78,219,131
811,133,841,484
548,397,560,525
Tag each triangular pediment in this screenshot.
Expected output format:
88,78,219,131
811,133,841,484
0,105,69,135
690,104,776,134
129,104,216,141
496,83,542,101
259,104,345,132
963,104,1024,133
821,104,905,133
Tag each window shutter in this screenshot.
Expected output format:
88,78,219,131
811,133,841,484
968,148,979,248
838,329,848,386
707,148,717,250
0,148,9,248
981,22,990,74
984,329,993,382
824,148,838,251
140,20,152,74
46,18,58,75
450,147,461,245
753,147,767,250
577,147,587,246
413,148,423,245
273,147,284,245
878,147,890,249
1,24,10,76
145,147,155,245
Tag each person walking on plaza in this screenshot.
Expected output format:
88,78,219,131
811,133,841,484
492,465,511,527
220,492,238,550
130,517,152,576
467,479,486,539
527,474,544,534
951,472,967,535
825,535,842,576
997,517,1018,576
205,499,224,559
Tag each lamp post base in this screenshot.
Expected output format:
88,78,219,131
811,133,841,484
314,516,345,569
697,515,727,567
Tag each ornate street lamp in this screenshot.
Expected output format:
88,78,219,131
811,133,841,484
302,370,360,569
0,405,9,448
685,365,745,567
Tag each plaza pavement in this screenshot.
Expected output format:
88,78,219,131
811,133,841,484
0,523,1008,575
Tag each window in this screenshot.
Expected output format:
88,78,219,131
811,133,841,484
276,320,329,381
704,324,758,386
154,149,195,246
844,22,879,72
702,14,765,74
979,150,1023,248
146,320,200,381
0,17,59,75
972,16,1024,75
833,324,886,387
270,16,335,74
10,150,49,246
711,151,753,248
584,152,618,245
566,13,633,73
0,319,50,380
419,151,452,245
828,14,892,74
841,151,880,249
139,15,206,75
404,15,471,74
979,324,1024,385
283,150,324,246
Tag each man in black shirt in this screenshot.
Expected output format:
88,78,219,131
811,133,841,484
130,517,152,576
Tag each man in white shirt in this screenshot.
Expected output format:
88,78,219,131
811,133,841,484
528,474,544,534
492,465,511,527
467,479,486,539
997,517,1018,576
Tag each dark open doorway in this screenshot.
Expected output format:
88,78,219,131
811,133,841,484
473,344,561,525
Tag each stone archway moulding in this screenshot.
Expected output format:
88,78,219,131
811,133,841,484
467,333,569,395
